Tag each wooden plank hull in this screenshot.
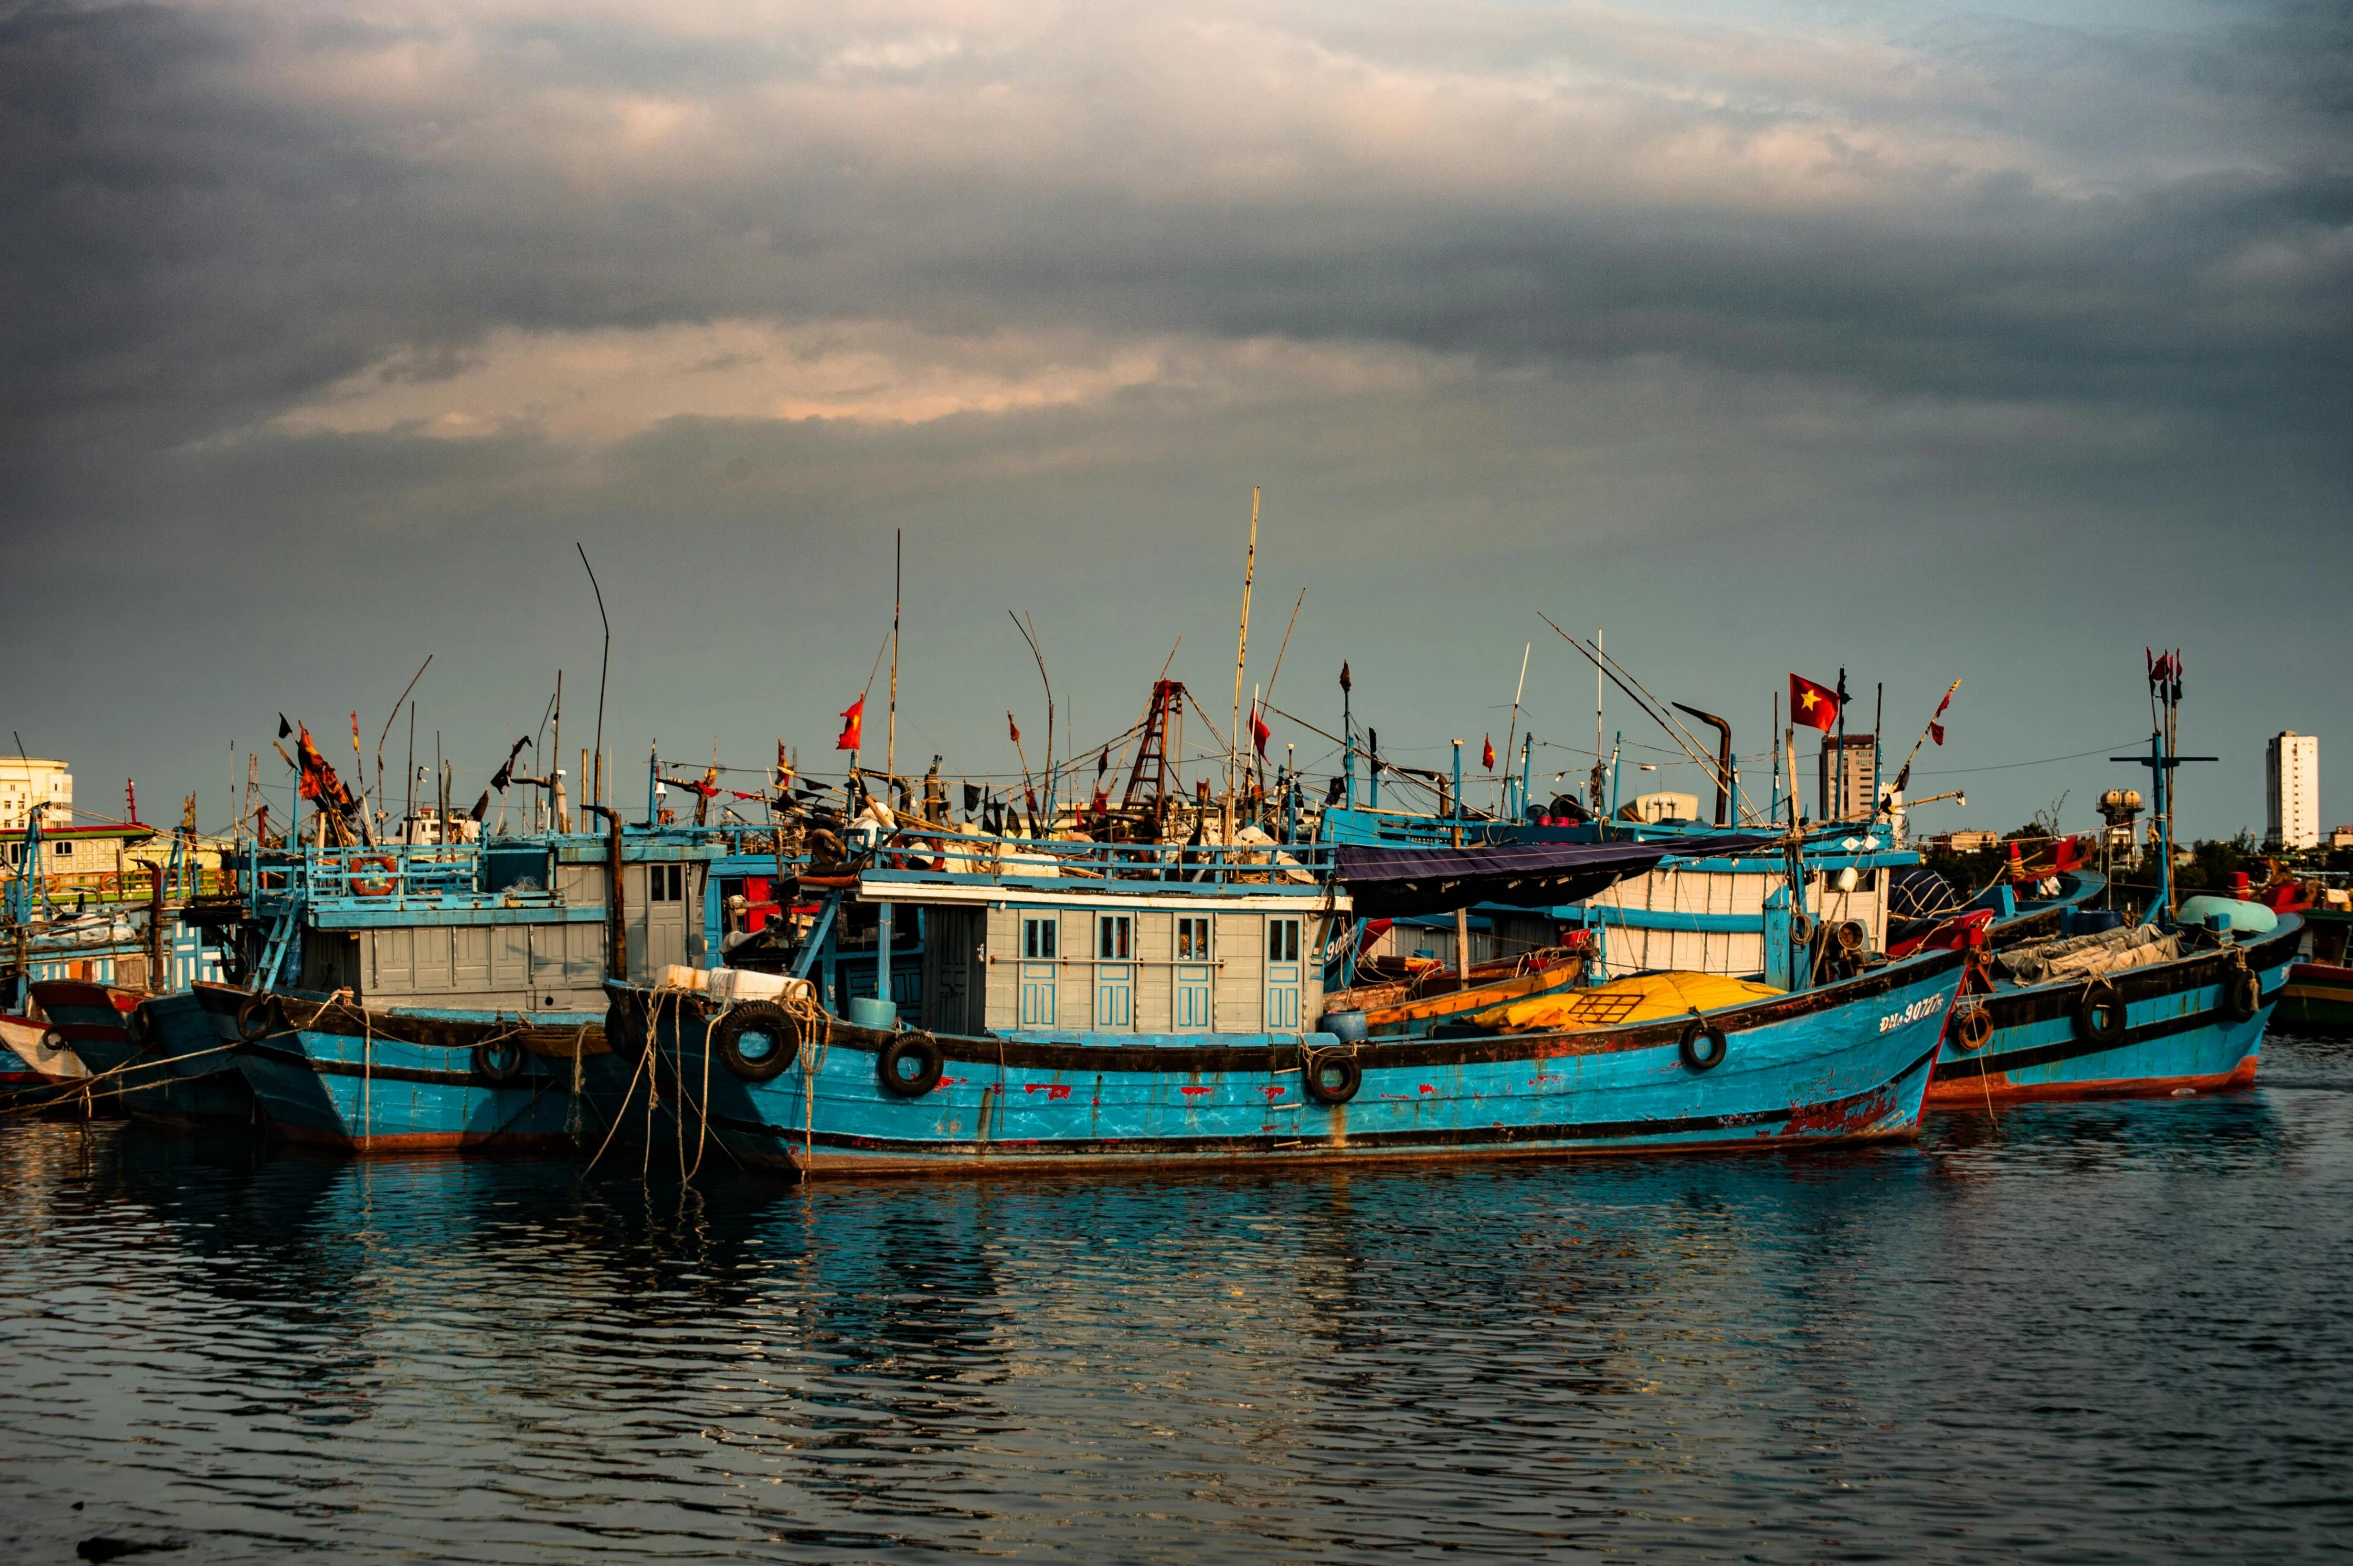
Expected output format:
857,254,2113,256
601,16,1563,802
121,985,256,1123
593,950,1968,1179
0,1011,78,1088
207,986,603,1154
2276,962,2353,1031
1926,921,2298,1105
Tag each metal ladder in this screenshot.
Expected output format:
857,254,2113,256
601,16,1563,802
252,905,299,991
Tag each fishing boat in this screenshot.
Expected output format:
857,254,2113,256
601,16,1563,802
595,824,1968,1177
0,1000,81,1092
23,978,145,1091
163,784,873,1151
2277,905,2353,1031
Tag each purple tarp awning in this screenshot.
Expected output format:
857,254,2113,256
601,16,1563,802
1334,835,1779,919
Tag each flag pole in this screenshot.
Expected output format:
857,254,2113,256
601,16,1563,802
1499,641,1529,813
887,529,901,784
1834,667,1848,820
1228,486,1259,836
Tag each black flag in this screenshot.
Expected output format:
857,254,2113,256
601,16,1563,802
277,714,293,739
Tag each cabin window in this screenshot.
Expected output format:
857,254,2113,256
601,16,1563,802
648,863,684,902
1176,916,1211,961
1099,914,1131,960
1268,918,1300,963
1023,915,1058,960
54,841,73,856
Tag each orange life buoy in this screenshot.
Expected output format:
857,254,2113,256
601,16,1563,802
889,834,946,872
349,854,399,897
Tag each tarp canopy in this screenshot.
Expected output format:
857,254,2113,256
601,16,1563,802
1334,835,1779,919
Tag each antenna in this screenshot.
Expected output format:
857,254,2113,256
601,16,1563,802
577,543,610,807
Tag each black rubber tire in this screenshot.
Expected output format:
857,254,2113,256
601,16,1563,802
603,993,647,1061
472,1038,527,1084
876,1032,944,1097
1954,1007,1993,1052
1679,1019,1729,1072
714,1001,797,1084
2219,967,2261,1023
1302,1051,1363,1105
2075,979,2125,1046
236,993,282,1043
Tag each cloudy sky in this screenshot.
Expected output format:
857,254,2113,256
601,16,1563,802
3,0,2346,840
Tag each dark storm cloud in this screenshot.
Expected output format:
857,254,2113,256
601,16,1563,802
1,0,2347,838
4,0,2348,488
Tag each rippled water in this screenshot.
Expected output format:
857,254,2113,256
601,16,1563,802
4,1038,2351,1564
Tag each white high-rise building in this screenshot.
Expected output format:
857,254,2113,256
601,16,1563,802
0,758,71,833
2266,731,2319,850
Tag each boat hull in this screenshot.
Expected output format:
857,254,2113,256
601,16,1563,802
2276,962,2353,1031
1927,922,2297,1106
24,980,144,1085
0,1011,78,1090
220,989,602,1154
596,950,1967,1178
121,985,257,1124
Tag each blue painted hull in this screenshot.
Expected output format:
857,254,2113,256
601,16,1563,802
226,990,598,1154
1929,919,2298,1105
121,986,257,1124
594,950,1968,1177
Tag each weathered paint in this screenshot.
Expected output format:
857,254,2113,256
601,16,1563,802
593,948,1967,1178
1925,920,2298,1107
121,984,255,1123
2276,962,2353,1031
217,987,596,1154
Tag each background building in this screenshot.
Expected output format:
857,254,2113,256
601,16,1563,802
2266,731,2319,850
1816,736,1878,823
0,757,71,833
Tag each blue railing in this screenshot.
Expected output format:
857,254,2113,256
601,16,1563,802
858,827,1338,890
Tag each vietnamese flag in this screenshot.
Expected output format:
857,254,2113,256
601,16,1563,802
1790,673,1840,732
835,696,864,752
1481,735,1496,770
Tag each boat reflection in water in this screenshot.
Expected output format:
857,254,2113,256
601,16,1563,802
12,1085,2345,1562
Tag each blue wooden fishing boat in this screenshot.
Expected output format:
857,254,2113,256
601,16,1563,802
595,827,1968,1177
161,786,875,1150
1931,899,2294,1105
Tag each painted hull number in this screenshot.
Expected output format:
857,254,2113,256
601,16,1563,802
1878,993,1947,1034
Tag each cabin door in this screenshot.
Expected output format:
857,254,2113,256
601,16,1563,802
1019,914,1058,1028
643,862,690,975
1265,917,1303,1031
1174,915,1213,1030
1095,914,1134,1030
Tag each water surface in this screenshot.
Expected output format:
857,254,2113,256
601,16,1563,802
3,1036,2350,1563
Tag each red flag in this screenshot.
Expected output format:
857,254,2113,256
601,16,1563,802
1008,713,1022,746
1928,677,1960,747
835,696,864,752
1789,673,1840,732
1481,735,1496,770
1251,704,1271,758
1339,661,1352,693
